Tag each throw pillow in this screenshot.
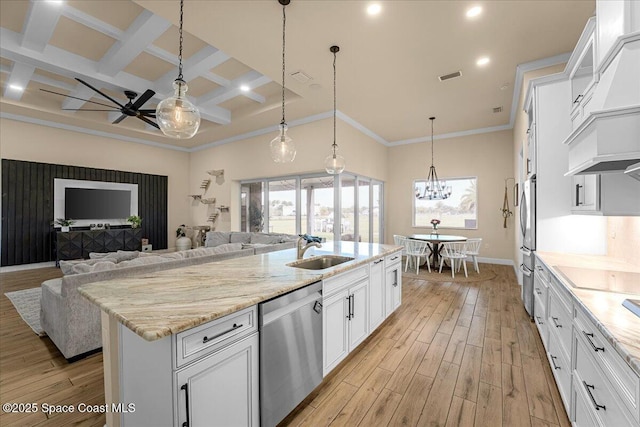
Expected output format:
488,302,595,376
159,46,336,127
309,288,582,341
205,231,231,247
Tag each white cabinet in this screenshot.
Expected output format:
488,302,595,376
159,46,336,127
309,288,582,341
368,258,385,331
569,18,597,133
596,0,640,69
176,333,259,427
322,265,369,375
116,307,259,427
322,277,369,375
571,173,640,215
385,255,402,317
571,174,600,212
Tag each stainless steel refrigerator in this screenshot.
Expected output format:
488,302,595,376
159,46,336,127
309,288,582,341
519,177,536,318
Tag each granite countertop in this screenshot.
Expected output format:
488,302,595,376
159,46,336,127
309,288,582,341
79,241,401,342
536,251,640,376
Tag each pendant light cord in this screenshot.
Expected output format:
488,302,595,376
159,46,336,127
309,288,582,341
430,117,435,167
333,50,337,155
281,4,286,125
177,0,184,81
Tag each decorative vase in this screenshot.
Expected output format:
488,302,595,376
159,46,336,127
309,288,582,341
61,226,70,232
176,236,192,251
431,225,438,235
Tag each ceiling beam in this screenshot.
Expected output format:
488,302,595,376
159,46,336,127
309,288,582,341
3,62,35,100
21,0,63,52
199,71,270,106
61,84,101,111
98,10,171,77
154,46,230,91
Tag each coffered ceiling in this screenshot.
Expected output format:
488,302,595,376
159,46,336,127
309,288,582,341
1,0,595,150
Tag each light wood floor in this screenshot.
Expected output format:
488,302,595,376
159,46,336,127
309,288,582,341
0,264,569,427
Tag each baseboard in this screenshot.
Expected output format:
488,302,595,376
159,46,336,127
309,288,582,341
476,257,515,266
0,261,56,273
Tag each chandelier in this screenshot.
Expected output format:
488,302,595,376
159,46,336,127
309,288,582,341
270,0,296,163
156,0,201,139
324,45,346,175
416,117,452,200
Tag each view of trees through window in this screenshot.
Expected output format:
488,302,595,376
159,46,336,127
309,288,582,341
413,177,478,229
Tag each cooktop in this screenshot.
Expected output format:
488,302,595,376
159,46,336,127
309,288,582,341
554,266,640,295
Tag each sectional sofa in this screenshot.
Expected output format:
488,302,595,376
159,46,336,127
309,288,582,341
40,232,297,360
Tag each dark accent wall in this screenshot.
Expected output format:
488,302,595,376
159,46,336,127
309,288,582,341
1,159,168,266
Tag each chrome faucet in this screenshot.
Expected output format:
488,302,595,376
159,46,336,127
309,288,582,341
297,235,322,259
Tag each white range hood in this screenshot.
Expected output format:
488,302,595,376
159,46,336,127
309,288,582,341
625,161,640,181
563,105,640,176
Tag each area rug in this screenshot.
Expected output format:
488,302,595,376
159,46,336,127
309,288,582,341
4,287,46,336
402,262,497,283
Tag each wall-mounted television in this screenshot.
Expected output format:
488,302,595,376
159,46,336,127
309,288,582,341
54,179,138,227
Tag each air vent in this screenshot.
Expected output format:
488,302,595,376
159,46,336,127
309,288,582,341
290,71,312,83
493,106,503,113
438,71,462,82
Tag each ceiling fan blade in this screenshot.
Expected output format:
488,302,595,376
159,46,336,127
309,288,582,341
40,88,115,109
75,78,127,109
131,89,156,110
138,109,157,114
62,108,121,111
112,114,128,124
138,115,160,129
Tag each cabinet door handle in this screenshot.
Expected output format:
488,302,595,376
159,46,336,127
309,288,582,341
390,256,399,261
202,323,243,344
345,296,351,319
374,259,384,264
350,294,355,319
535,288,542,295
181,383,190,427
576,184,583,206
393,270,398,287
573,94,584,104
527,159,531,175
583,331,605,352
583,381,606,411
551,317,562,328
550,355,560,370
535,316,544,325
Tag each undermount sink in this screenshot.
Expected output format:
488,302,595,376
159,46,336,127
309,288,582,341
288,255,354,270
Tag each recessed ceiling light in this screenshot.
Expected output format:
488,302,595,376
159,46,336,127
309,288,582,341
476,57,490,66
367,3,382,16
240,85,250,92
466,6,482,18
45,0,64,4
8,84,24,92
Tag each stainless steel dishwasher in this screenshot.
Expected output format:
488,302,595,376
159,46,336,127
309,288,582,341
259,281,323,427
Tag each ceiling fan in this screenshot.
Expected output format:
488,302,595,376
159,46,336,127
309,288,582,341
40,78,159,129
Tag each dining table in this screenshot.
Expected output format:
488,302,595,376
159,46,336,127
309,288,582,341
409,234,468,269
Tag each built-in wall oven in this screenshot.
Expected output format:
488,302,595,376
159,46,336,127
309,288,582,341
520,177,536,318
259,281,323,427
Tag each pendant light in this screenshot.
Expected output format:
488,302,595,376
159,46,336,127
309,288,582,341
324,45,346,175
416,117,452,200
270,0,296,163
156,0,201,139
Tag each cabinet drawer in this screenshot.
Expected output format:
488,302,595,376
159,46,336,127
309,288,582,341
573,376,600,427
574,306,640,422
385,251,402,268
547,286,572,361
174,306,257,368
549,274,572,310
533,273,548,313
574,334,636,427
323,265,367,297
534,294,547,348
547,328,572,412
534,260,550,285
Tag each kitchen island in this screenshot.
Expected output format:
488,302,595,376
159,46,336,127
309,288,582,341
79,241,402,427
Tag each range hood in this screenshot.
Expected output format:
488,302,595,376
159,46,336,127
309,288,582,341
563,105,640,176
625,161,640,181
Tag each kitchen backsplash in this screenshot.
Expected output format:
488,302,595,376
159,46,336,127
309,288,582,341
607,217,640,266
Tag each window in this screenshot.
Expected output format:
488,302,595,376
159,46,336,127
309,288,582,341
413,177,477,229
240,173,384,242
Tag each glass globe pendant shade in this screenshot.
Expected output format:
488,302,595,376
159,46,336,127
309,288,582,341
270,123,296,163
325,152,346,175
156,79,201,139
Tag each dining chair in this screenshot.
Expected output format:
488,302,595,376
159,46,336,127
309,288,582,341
463,238,482,273
439,241,468,278
404,239,431,274
393,235,407,257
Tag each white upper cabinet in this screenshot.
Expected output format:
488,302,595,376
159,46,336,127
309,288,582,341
596,0,640,70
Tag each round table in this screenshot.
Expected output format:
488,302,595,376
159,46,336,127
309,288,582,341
408,234,467,269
